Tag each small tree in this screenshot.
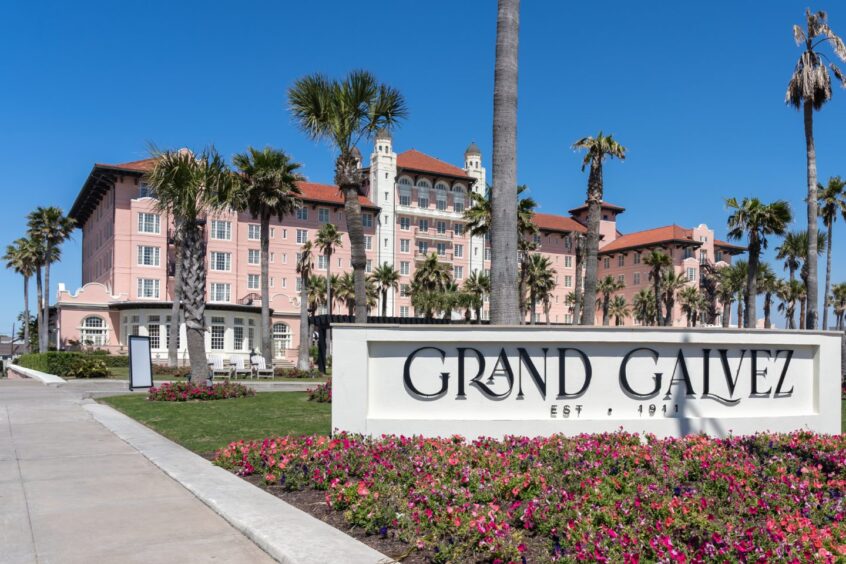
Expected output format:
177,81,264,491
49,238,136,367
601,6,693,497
596,275,624,326
296,241,314,370
315,224,343,316
643,250,671,326
371,262,400,317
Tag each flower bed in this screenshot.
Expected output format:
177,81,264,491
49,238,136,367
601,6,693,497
308,379,331,403
148,381,255,402
215,431,846,562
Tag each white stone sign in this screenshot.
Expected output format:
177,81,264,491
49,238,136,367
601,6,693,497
332,325,842,439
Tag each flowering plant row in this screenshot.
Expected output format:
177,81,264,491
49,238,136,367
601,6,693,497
148,381,255,402
308,379,332,403
215,431,846,563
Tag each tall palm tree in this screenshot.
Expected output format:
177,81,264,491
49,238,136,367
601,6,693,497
608,295,630,326
660,271,689,327
726,197,792,328
233,146,303,363
464,185,537,245
315,223,343,316
572,233,585,324
289,71,406,323
786,9,846,330
783,229,826,328
296,241,314,370
489,0,521,325
632,288,657,326
830,282,846,329
525,254,555,325
572,132,626,326
462,270,490,323
27,207,75,351
778,279,806,330
4,238,37,351
818,176,846,329
643,250,671,326
678,286,702,327
371,262,400,317
595,275,624,326
757,262,779,329
145,147,238,383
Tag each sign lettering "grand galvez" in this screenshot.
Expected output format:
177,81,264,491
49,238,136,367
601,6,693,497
402,346,796,405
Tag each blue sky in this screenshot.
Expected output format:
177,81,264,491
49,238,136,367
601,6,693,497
1,1,845,330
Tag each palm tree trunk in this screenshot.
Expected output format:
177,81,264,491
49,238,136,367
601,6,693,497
298,271,310,370
722,298,731,328
42,257,51,352
745,245,758,329
804,100,819,330
823,225,833,330
490,0,520,325
180,224,208,384
736,297,743,329
602,295,610,326
341,186,368,323
529,292,536,325
581,162,602,326
168,230,182,367
381,289,388,317
34,266,44,353
22,275,30,352
652,271,663,327
325,251,333,316
663,298,674,327
260,212,272,364
764,294,772,329
799,298,806,330
572,238,583,324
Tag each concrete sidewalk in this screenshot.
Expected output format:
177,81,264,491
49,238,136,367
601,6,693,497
0,379,274,564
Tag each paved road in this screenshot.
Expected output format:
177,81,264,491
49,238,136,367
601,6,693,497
0,380,274,564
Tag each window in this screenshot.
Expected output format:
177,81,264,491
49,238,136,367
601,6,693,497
436,243,447,256
400,239,410,253
418,241,429,254
233,318,246,351
436,199,447,211
318,255,328,270
617,274,625,284
318,208,330,223
484,248,491,261
436,221,447,234
365,235,372,250
400,261,410,275
296,207,308,221
716,250,724,262
210,220,231,240
248,224,261,240
634,272,641,285
400,306,410,318
564,275,573,287
137,278,160,299
248,249,260,264
533,234,542,245
454,266,463,280
363,214,373,228
564,256,573,268
454,244,463,258
418,219,429,232
137,246,160,266
603,257,610,269
453,224,464,236
366,259,372,273
165,315,180,350
80,316,107,347
400,284,410,297
418,196,429,208
700,250,709,264
400,217,410,230
399,194,411,206
138,183,153,198
686,267,697,282
618,255,625,267
210,317,225,350
147,315,160,349
296,278,303,292
683,248,694,259
454,202,465,213
296,229,308,244
210,252,231,271
247,319,255,350
248,274,259,289
138,213,160,234
210,283,231,303
272,323,292,357
634,253,641,265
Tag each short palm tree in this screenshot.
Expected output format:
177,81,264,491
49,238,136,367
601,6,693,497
731,260,749,328
596,275,624,326
410,254,452,319
660,271,689,326
371,262,400,317
307,275,327,317
27,206,75,351
572,132,626,325
4,238,38,351
295,241,314,370
608,295,630,326
726,197,792,328
830,282,846,329
786,9,846,330
233,146,303,363
678,286,702,327
632,288,656,326
715,266,737,327
757,263,779,329
335,272,357,316
462,270,491,323
289,70,406,323
818,176,846,329
145,147,238,383
315,223,343,316
777,279,806,330
643,250,671,326
776,230,804,282
525,254,556,325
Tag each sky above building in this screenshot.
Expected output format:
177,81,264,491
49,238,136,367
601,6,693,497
1,1,845,330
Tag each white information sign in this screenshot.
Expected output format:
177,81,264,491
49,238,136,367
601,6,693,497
332,325,842,439
128,336,153,390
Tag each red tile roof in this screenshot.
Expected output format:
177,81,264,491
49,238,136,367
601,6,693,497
598,225,700,254
396,149,470,179
533,212,587,234
297,181,378,209
569,201,626,214
97,157,157,173
714,239,746,253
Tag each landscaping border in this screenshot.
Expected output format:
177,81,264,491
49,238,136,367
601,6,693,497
7,363,67,384
84,402,388,564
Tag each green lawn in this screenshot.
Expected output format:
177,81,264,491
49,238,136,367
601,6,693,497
99,392,331,454
106,366,326,383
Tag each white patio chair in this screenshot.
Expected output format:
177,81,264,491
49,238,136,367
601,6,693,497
231,356,253,379
208,354,231,380
252,356,274,379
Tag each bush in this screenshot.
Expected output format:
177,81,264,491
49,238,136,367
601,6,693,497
273,366,322,379
152,365,190,379
17,352,114,378
64,357,110,379
148,381,255,402
307,379,331,403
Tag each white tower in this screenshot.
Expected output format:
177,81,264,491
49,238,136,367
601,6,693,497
370,128,398,315
464,142,486,275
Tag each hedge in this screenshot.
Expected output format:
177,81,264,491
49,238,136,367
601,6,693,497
16,352,114,378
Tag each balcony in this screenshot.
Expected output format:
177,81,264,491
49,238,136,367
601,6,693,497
415,251,453,263
414,227,453,241
239,293,261,305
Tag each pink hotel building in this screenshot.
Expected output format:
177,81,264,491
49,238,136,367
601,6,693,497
56,130,743,361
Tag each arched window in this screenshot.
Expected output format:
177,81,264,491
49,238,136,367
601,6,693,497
416,180,430,189
272,323,292,358
80,316,108,347
398,177,412,186
435,182,448,192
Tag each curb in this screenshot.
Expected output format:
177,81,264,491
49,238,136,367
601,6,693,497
84,403,390,564
7,364,67,384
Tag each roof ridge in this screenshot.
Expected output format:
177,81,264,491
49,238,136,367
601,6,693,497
399,148,461,168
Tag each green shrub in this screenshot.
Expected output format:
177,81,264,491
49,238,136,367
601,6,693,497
152,365,190,379
64,358,110,379
16,352,113,378
273,366,322,378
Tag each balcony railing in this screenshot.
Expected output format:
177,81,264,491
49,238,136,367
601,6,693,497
415,251,453,262
239,293,261,305
414,227,453,241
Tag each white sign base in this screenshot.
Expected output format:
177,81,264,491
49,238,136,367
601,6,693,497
332,325,842,439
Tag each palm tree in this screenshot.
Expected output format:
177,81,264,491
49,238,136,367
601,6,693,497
632,289,656,326
307,275,327,317
678,286,702,327
233,146,303,363
572,132,626,326
315,223,343,316
525,254,555,325
572,233,585,324
489,0,521,325
781,229,826,328
778,279,806,330
27,207,75,351
786,10,846,329
726,197,792,328
595,275,624,326
371,262,400,317
818,176,846,329
643,250,671,326
411,253,452,319
757,262,779,329
608,295,629,326
295,241,314,370
715,266,736,327
289,71,406,323
731,260,749,328
830,282,846,329
335,272,357,316
462,270,490,323
660,271,689,327
145,147,238,383
4,238,38,351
